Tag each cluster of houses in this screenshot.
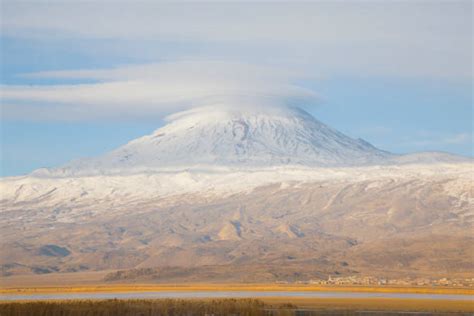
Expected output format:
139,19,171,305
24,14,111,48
277,276,474,287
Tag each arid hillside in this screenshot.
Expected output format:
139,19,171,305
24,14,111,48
1,163,472,282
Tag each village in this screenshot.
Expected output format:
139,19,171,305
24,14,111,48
277,276,474,288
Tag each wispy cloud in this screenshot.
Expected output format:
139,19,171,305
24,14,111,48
442,133,472,145
402,132,472,147
356,126,393,136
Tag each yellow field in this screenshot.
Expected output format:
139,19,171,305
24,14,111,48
1,283,473,295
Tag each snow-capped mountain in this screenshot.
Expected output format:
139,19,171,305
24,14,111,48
1,105,472,280
39,105,395,176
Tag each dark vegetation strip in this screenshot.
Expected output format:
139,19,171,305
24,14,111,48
1,299,267,316
0,299,469,316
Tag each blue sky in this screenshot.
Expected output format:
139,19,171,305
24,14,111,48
1,1,472,176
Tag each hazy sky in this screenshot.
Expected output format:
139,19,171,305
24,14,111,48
1,1,472,176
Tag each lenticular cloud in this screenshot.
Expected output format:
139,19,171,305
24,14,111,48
2,61,318,121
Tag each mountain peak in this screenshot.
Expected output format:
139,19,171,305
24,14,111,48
42,105,393,176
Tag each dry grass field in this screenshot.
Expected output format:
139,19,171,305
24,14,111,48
0,297,473,315
263,297,474,313
0,299,265,316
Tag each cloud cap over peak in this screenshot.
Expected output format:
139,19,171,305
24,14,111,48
2,61,319,121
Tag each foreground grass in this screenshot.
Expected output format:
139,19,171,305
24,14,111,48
1,298,473,316
0,299,266,316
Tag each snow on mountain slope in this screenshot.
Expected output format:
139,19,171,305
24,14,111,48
38,105,393,176
2,104,470,206
2,163,472,213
